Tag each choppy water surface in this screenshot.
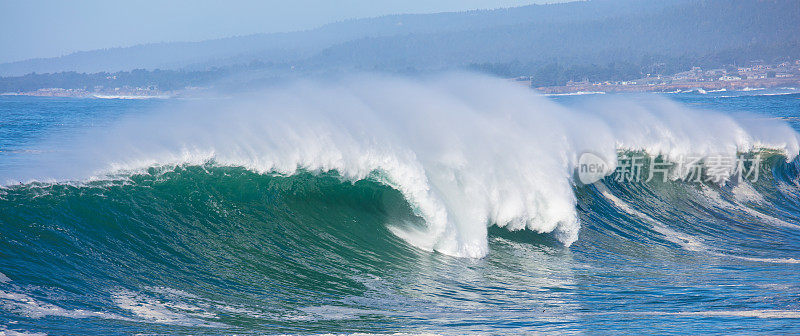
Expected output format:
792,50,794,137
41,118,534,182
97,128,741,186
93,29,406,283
1,77,800,334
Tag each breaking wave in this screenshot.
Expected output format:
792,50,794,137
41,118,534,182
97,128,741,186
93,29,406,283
2,73,799,258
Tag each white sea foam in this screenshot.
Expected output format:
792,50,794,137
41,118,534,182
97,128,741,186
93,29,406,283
0,276,126,323
631,309,800,318
92,95,170,100
595,183,707,252
111,290,225,327
4,73,799,258
297,305,383,320
598,182,800,263
543,91,605,96
0,326,47,336
0,290,124,320
700,184,800,230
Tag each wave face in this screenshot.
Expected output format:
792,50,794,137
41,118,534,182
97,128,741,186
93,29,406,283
3,73,798,258
2,75,800,334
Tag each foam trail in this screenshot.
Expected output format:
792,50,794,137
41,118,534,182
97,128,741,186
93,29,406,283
700,184,800,230
597,182,800,264
3,73,799,258
594,183,707,252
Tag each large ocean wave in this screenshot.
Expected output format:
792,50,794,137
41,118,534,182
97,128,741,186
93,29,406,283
3,157,800,331
3,75,800,333
3,73,799,259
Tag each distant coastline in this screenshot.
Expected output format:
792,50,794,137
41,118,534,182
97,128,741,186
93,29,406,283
531,60,800,94
3,60,800,98
534,77,799,95
1,87,173,99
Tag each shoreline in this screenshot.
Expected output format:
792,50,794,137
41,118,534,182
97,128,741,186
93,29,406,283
535,77,799,95
0,90,172,99
3,77,800,98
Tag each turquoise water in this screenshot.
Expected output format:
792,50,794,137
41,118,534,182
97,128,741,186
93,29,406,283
1,88,800,335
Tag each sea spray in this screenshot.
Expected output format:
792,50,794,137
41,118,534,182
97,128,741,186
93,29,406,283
3,73,798,257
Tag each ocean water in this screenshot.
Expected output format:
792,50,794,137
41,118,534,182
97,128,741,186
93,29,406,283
1,74,800,335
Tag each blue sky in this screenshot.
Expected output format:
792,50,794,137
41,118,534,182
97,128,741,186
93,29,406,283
0,0,566,63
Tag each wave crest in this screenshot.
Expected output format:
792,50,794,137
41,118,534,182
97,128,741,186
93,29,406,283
4,73,799,257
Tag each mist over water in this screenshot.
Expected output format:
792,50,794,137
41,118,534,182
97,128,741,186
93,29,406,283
3,0,800,332
3,75,800,334
5,73,798,258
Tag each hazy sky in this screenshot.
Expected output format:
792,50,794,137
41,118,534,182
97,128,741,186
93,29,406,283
0,0,565,63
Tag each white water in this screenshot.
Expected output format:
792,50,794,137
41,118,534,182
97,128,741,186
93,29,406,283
5,73,800,258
